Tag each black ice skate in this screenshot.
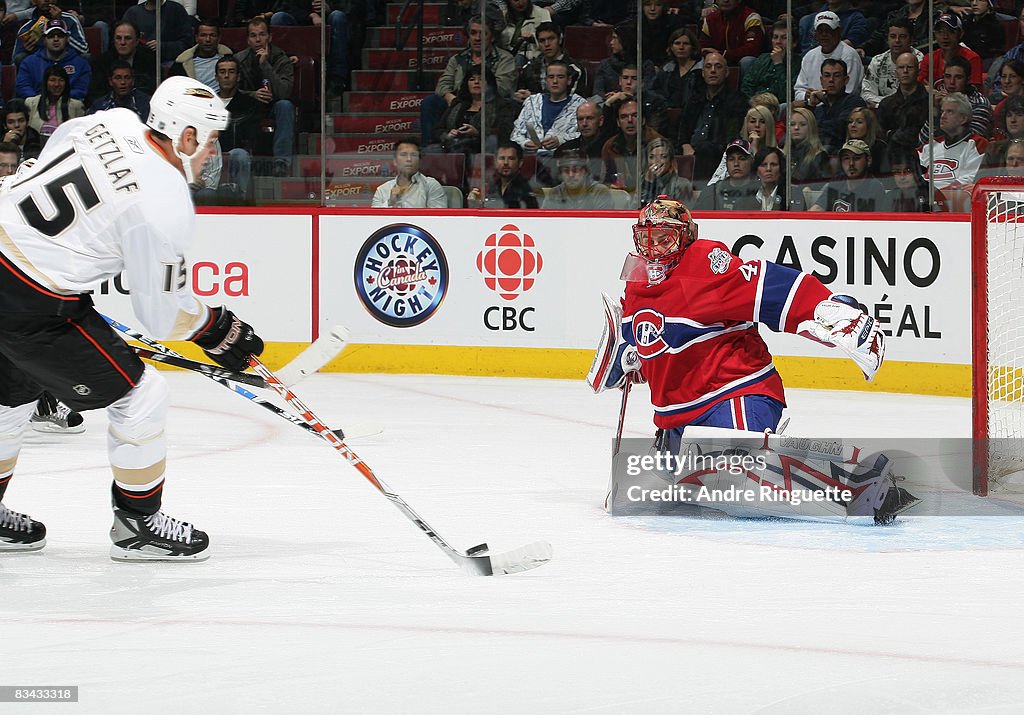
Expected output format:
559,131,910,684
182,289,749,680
31,393,85,434
109,509,209,562
0,503,46,551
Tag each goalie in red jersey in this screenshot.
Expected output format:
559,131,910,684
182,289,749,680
589,197,918,524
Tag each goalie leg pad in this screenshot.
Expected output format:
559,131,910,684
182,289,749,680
670,427,919,524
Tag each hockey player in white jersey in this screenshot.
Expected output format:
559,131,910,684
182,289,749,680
0,76,265,561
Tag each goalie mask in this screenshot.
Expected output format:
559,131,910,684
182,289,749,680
628,196,697,284
147,76,230,184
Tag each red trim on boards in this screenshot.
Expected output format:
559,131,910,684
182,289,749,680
196,205,970,221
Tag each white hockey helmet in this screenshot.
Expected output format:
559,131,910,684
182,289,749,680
147,76,229,147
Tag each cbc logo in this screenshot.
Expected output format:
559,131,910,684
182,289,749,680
477,224,542,332
476,224,543,300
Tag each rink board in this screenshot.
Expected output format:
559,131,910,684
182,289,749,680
90,209,971,396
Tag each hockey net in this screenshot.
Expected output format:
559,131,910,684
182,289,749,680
972,178,1024,495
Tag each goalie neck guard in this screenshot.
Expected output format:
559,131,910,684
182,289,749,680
629,196,697,284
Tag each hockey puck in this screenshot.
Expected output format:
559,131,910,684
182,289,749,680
466,543,489,556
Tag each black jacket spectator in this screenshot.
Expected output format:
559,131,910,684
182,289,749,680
675,85,749,181
877,82,929,148
121,0,194,60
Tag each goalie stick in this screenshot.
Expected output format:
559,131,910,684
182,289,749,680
246,356,553,576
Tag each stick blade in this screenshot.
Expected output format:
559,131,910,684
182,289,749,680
455,540,552,576
277,326,350,386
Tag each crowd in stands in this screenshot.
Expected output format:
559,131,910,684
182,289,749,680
0,0,376,200
5,0,1024,211
403,0,1024,212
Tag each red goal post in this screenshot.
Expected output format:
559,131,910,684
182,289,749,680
971,178,1024,495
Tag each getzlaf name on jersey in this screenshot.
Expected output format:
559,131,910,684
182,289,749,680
0,107,207,341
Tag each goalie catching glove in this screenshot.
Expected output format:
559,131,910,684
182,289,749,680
798,295,884,382
193,307,265,372
587,293,645,392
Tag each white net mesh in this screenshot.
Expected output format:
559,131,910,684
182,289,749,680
983,189,1024,488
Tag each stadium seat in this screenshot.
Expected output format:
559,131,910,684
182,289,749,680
292,55,318,107
564,25,612,62
1002,19,1020,51
443,185,463,208
675,154,694,181
220,25,327,56
85,26,101,57
419,153,465,189
608,188,632,209
1,65,14,103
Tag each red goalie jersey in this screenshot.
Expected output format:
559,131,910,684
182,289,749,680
622,239,832,429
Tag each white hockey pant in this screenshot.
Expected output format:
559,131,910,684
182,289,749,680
107,365,169,485
0,402,38,478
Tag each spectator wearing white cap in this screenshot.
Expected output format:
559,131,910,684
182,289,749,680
793,11,864,107
918,13,983,88
796,0,868,57
809,138,887,212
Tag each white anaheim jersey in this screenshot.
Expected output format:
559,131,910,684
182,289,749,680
0,108,206,340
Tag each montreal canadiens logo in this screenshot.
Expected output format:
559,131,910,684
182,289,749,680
632,308,669,359
476,224,543,300
354,224,448,327
930,158,959,181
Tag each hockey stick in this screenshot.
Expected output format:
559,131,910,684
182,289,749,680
132,346,268,388
614,378,632,456
247,356,553,576
104,315,366,441
276,325,350,386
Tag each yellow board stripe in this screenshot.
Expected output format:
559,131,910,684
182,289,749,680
157,342,972,397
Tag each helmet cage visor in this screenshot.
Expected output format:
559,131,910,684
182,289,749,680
633,222,684,260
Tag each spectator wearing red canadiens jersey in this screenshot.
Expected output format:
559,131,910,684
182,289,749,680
587,197,885,443
918,13,983,88
919,91,987,195
699,0,764,66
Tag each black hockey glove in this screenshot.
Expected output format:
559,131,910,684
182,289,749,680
193,307,265,372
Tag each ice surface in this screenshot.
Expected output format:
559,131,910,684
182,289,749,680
4,374,1024,713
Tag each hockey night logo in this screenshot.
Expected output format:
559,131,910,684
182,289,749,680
354,224,449,327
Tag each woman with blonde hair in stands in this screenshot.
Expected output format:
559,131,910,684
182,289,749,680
845,106,888,175
788,107,830,210
639,137,694,204
708,105,777,184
